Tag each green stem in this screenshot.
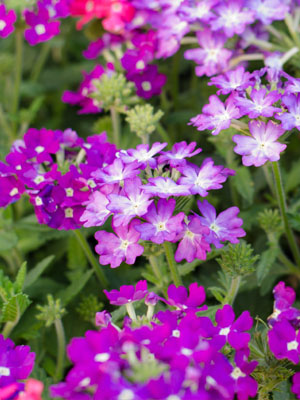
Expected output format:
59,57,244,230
223,276,241,306
163,242,182,286
11,29,23,136
54,318,65,382
285,14,300,50
73,230,109,287
272,162,300,267
110,107,121,148
30,42,51,82
2,321,16,338
148,255,163,282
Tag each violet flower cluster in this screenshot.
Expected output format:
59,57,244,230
0,334,35,400
189,66,300,167
50,280,258,400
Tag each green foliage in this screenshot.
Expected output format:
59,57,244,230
258,209,283,237
76,294,103,323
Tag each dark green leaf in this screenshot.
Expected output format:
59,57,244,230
24,255,55,289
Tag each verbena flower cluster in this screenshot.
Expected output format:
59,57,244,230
51,280,258,400
0,334,37,400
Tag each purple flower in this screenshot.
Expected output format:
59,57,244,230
118,142,167,169
0,175,25,208
121,48,153,74
211,0,255,38
104,280,148,305
158,141,202,167
92,159,140,184
95,220,144,268
208,66,253,95
24,4,60,46
142,177,192,198
107,178,153,227
80,190,111,228
0,4,16,38
166,283,206,311
276,93,300,130
134,198,185,244
21,128,60,163
215,305,253,350
95,311,112,327
129,65,167,99
190,94,241,135
232,120,287,167
184,29,232,77
177,159,235,197
197,200,246,248
231,350,258,400
234,89,281,118
246,0,289,25
39,0,70,19
292,372,300,399
0,334,35,388
268,319,300,364
175,216,211,263
178,0,219,23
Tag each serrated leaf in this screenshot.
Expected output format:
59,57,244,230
57,270,93,306
273,380,293,400
24,255,55,289
1,293,31,323
15,262,27,292
256,246,280,285
0,230,18,251
67,236,87,271
232,167,254,205
174,196,194,215
209,287,225,303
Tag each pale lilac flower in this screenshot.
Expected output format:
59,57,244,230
178,0,219,23
177,159,235,197
107,178,153,227
276,93,300,130
232,120,287,167
158,141,202,167
95,220,144,268
175,216,210,263
208,66,253,95
118,142,167,169
190,94,241,135
246,0,289,24
134,198,185,244
142,177,192,198
197,200,246,248
184,29,232,77
212,0,255,38
0,4,16,38
92,159,140,184
234,89,281,118
79,191,111,227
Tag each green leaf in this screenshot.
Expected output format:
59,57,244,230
0,230,18,251
256,246,280,285
1,293,31,323
174,196,194,215
24,255,55,289
209,287,225,303
15,262,27,292
232,167,254,205
286,161,300,193
57,270,93,306
67,236,87,271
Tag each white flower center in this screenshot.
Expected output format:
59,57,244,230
254,104,264,112
35,24,46,35
0,367,10,377
0,20,7,31
172,329,180,337
112,2,122,12
35,196,43,206
209,222,220,234
16,165,22,170
136,60,145,70
34,176,45,185
231,367,246,380
86,0,94,12
219,327,230,336
65,208,73,218
35,145,45,154
120,240,130,250
79,377,91,387
82,88,89,96
181,348,193,356
9,188,19,196
206,376,217,387
156,221,166,232
184,229,195,240
142,81,152,91
287,340,298,351
295,114,300,124
118,389,135,400
87,179,96,188
167,396,181,400
206,48,220,62
65,188,74,197
94,352,110,362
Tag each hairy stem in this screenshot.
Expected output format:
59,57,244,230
54,318,66,382
163,242,182,286
223,276,241,306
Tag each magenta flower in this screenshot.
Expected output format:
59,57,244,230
95,220,144,268
190,94,241,135
292,372,300,399
142,177,192,198
158,141,202,167
177,159,235,197
184,29,232,77
0,4,16,38
232,120,287,167
129,65,167,99
104,280,148,305
107,178,153,227
24,4,60,46
21,127,60,163
208,66,253,95
197,200,246,248
166,283,206,311
211,0,255,38
134,198,185,244
268,319,300,364
215,305,253,350
175,216,210,263
0,175,25,208
231,350,258,400
234,89,281,118
121,48,153,74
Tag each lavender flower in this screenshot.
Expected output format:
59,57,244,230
142,177,192,198
208,66,253,95
158,141,202,167
276,93,300,130
234,89,281,118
